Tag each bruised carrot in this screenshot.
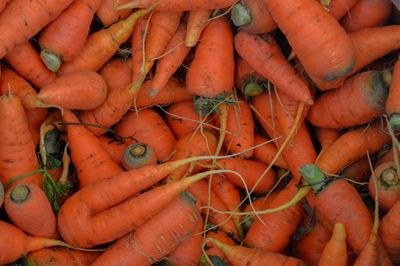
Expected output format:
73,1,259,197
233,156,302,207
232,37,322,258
116,0,238,11
186,17,234,98
25,247,100,266
386,58,400,132
96,0,133,26
235,31,313,104
319,0,360,20
122,143,157,170
91,191,201,265
318,223,347,266
235,56,267,97
4,182,58,238
99,58,133,92
252,134,288,169
63,110,123,187
185,9,211,47
39,0,103,72
4,41,57,88
0,0,74,59
341,0,392,32
97,136,129,166
380,197,400,264
231,0,277,34
341,156,371,182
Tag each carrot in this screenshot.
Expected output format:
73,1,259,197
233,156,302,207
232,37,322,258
96,0,133,26
244,182,305,252
150,23,191,95
97,136,129,166
318,223,347,266
115,108,176,161
186,17,234,98
308,71,388,129
341,156,371,182
341,0,392,32
386,58,400,132
235,32,313,104
91,191,201,265
231,0,277,34
115,0,238,11
185,9,212,47
319,0,360,20
0,94,42,188
130,14,148,84
315,127,340,153
0,0,9,13
252,134,288,169
122,143,157,170
166,218,204,266
187,179,240,241
235,56,267,97
316,120,391,175
99,58,133,92
58,8,151,75
38,0,103,72
208,237,307,266
0,181,3,208
204,229,236,264
0,0,74,59
25,247,100,266
35,70,107,110
62,110,123,187
4,182,58,238
4,41,57,88
380,196,400,264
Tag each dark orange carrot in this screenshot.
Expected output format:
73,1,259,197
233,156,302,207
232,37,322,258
264,0,355,81
91,191,201,265
99,58,133,92
115,0,238,11
315,127,340,153
97,136,129,166
380,197,400,264
38,0,103,72
185,9,211,47
318,223,347,266
341,0,392,32
341,156,371,182
4,41,57,88
0,0,74,59
386,58,400,132
0,0,9,12
252,134,288,169
150,23,191,94
58,8,151,75
186,17,234,98
115,108,176,161
235,31,313,104
4,182,58,238
96,0,133,26
63,110,123,187
235,56,267,97
0,94,42,188
122,143,157,170
319,0,360,20
308,71,388,129
25,247,100,266
231,0,277,34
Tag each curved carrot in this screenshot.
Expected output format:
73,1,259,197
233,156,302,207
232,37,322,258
25,247,100,266
252,134,288,169
122,143,157,170
318,223,347,266
115,0,237,11
386,58,400,132
4,182,58,238
96,0,132,26
185,9,212,47
186,17,234,98
234,56,267,97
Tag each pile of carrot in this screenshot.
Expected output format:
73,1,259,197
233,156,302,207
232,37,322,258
0,0,400,265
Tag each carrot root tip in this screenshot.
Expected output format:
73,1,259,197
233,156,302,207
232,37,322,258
9,184,30,203
40,49,62,73
389,114,400,132
231,3,252,27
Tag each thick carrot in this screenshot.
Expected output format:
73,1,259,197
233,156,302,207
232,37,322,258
252,134,288,169
235,56,267,97
4,182,57,238
97,136,129,166
150,23,191,94
0,94,42,188
99,58,132,92
319,0,360,20
264,0,355,81
115,108,176,161
0,0,74,59
122,143,157,170
185,9,211,47
341,156,371,182
341,0,392,32
380,198,400,264
316,120,391,175
186,17,234,98
35,70,108,110
25,247,100,266
96,0,133,26
386,58,400,132
315,127,340,152
318,223,347,266
38,0,103,72
235,31,313,104
231,0,277,34
208,237,307,266
91,191,201,265
58,8,151,75
115,0,238,11
308,71,388,129
63,110,123,187
4,41,57,88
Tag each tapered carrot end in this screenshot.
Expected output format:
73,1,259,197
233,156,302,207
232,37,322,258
332,223,346,241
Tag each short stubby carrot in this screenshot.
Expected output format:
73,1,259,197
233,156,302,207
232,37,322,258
115,0,238,11
386,58,400,132
25,247,100,266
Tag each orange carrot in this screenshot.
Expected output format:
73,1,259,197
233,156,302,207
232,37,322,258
25,247,100,266
130,14,148,83
341,0,392,32
186,17,234,98
386,58,400,132
96,0,133,26
234,56,267,97
241,194,278,232
318,223,347,266
35,70,107,110
319,0,360,20
115,108,176,161
97,136,129,166
38,0,104,72
252,134,288,169
380,197,400,264
58,8,151,75
122,142,157,170
0,94,42,188
0,0,9,13
4,41,57,88
116,0,238,11
315,127,340,152
62,110,123,187
4,182,58,238
0,0,74,59
234,31,313,104
99,58,133,92
91,191,201,265
204,229,236,264
341,156,371,182
231,0,277,34
185,9,211,47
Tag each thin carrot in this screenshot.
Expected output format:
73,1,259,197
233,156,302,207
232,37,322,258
386,58,400,132
185,9,212,47
319,0,360,20
115,0,238,11
318,223,347,266
234,56,267,97
252,134,288,169
235,31,313,104
96,0,133,26
97,136,129,166
130,14,148,84
25,247,100,266
122,143,157,170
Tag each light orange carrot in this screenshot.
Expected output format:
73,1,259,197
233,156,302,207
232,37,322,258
318,223,347,266
185,9,212,47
